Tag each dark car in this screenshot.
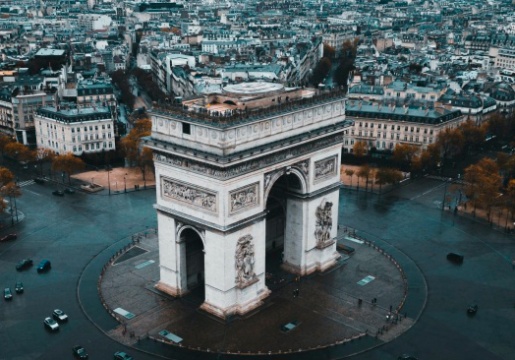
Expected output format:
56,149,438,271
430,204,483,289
467,304,478,315
37,259,51,273
0,233,17,242
64,188,76,194
14,282,23,293
15,258,33,271
52,190,64,196
34,177,46,184
72,345,88,359
52,309,68,322
4,287,13,300
446,252,464,264
114,351,133,360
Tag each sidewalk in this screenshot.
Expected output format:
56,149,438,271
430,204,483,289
81,228,426,358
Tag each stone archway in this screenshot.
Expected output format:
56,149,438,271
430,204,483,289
151,81,350,318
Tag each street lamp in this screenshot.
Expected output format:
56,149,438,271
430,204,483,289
107,166,112,195
124,176,127,193
442,177,452,211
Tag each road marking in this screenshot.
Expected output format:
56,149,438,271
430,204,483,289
135,260,155,269
410,182,446,200
17,180,35,187
357,275,375,286
22,189,41,196
345,236,364,244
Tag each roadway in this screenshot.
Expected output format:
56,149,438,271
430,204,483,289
0,174,514,359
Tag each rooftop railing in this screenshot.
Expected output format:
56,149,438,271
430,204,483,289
151,89,347,129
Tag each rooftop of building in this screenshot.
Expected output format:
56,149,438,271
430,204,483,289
36,106,112,123
346,100,463,125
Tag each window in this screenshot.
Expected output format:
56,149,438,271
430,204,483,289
183,122,191,134
397,126,400,130
72,128,75,133
95,126,98,130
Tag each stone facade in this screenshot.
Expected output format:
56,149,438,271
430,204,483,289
150,83,352,319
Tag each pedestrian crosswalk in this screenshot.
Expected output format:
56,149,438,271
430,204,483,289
17,180,35,187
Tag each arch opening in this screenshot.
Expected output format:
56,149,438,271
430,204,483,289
265,172,304,275
181,228,205,299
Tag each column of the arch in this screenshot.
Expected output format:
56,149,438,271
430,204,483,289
304,187,341,273
200,218,270,319
282,187,340,275
155,211,187,296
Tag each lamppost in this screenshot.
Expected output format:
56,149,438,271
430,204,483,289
107,166,112,195
124,175,127,193
442,177,452,211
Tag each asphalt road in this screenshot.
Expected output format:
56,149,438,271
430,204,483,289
0,175,514,360
0,180,159,360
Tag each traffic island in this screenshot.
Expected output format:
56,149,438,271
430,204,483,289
93,228,426,358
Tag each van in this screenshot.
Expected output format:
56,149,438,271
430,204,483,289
37,259,51,273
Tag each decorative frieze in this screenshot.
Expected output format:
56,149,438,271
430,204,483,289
314,155,338,183
314,198,334,247
235,235,257,288
161,177,217,213
153,132,341,181
229,183,259,214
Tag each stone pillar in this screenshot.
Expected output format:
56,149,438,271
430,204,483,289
282,187,340,275
200,220,270,318
155,212,185,296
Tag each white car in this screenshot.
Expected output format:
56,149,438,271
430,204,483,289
44,317,59,331
52,309,68,322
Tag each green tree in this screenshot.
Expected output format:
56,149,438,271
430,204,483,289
120,118,152,167
311,57,332,87
323,43,336,59
0,134,14,163
0,167,16,215
357,164,371,191
353,141,367,158
52,153,86,184
35,148,55,176
464,158,502,219
392,143,419,169
344,168,355,188
437,127,464,161
459,119,487,154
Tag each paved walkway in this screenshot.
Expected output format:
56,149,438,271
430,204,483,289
79,228,427,359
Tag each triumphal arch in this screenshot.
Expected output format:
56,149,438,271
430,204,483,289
146,82,352,319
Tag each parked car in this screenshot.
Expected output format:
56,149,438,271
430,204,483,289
15,258,33,271
446,252,464,264
52,309,68,322
0,233,17,242
43,317,59,331
4,287,13,300
114,351,133,360
52,190,64,196
72,345,89,359
14,282,23,293
37,259,51,273
34,177,45,184
467,304,478,315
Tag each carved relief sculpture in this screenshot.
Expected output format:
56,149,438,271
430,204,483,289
314,155,337,182
162,177,217,213
314,198,333,246
230,183,259,214
235,235,257,287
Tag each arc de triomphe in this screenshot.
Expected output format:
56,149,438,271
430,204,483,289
145,82,352,319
